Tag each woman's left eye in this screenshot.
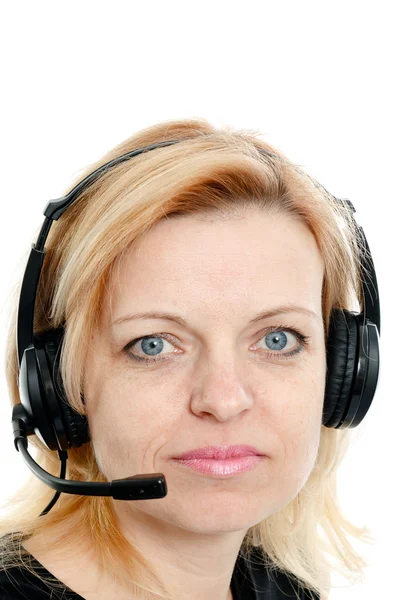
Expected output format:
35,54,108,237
253,328,302,356
124,326,309,365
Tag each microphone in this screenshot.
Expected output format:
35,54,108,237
12,407,168,501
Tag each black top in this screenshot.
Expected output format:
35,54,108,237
0,546,320,599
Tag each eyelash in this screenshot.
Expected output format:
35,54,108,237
123,325,311,366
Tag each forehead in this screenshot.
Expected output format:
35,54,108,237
106,210,324,320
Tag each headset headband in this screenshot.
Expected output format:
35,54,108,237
16,138,380,367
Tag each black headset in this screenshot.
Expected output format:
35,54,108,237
11,139,381,517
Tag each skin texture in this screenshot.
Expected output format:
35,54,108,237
23,207,327,600
79,207,327,600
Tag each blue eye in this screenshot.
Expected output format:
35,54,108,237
125,334,176,362
252,327,310,360
124,326,310,365
257,330,298,354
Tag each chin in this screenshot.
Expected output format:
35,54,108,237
169,501,268,535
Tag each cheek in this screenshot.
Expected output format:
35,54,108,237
270,365,324,490
84,366,184,479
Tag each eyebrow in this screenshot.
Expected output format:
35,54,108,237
112,304,320,328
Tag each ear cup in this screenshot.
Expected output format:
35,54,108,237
19,345,59,450
36,328,90,449
323,308,359,428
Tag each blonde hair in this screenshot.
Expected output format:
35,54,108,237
0,118,375,599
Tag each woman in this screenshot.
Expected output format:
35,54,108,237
0,118,378,599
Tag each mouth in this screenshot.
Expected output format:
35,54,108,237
170,445,265,477
170,455,264,477
173,445,264,460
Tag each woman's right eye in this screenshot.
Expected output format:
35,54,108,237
125,334,179,363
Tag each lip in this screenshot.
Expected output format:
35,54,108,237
171,455,264,477
173,445,264,460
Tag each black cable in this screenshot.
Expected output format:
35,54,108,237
39,450,67,516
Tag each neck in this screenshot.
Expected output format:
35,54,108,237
113,503,246,600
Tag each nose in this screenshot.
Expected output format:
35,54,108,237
189,352,254,421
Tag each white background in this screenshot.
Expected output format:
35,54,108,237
0,2,398,598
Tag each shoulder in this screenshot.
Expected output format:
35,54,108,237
0,534,49,599
0,561,81,600
0,563,51,599
233,546,322,599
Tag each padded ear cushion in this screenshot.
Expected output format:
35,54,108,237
41,328,90,448
323,308,359,428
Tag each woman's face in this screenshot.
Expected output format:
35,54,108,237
83,208,326,534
